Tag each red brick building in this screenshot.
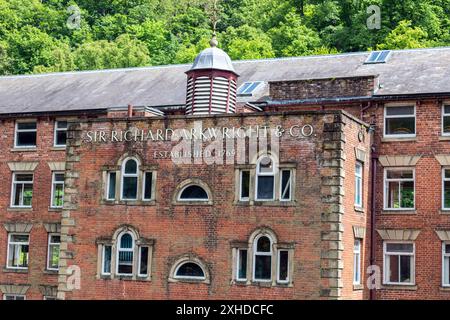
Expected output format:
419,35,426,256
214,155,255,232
0,43,449,300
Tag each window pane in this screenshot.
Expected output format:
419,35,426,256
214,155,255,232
386,106,414,116
258,157,273,173
387,170,413,179
22,184,33,206
445,105,450,114
385,117,415,135
52,183,64,207
120,234,133,248
48,244,60,269
56,130,67,146
387,181,400,208
388,255,399,282
254,255,271,280
118,250,133,274
240,171,250,199
257,176,274,200
444,256,450,285
54,173,65,182
122,177,137,199
257,236,271,252
278,251,289,281
281,170,291,200
444,116,450,134
176,262,205,278
446,244,450,254
18,122,37,130
17,131,37,146
57,121,68,129
238,249,247,280
139,247,149,275
179,185,208,200
399,255,412,282
103,246,112,274
11,234,29,243
15,174,33,182
386,243,414,253
143,172,152,200
400,181,414,208
124,159,137,174
108,172,116,200
445,169,450,179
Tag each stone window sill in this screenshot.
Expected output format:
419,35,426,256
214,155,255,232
439,136,450,141
102,200,156,206
50,146,66,151
3,267,28,273
354,206,365,213
381,137,417,143
381,210,416,215
440,210,450,215
168,277,210,284
234,201,297,207
10,147,37,152
440,286,450,291
172,201,213,206
48,207,63,212
233,280,293,288
7,207,33,212
353,284,364,291
43,269,59,275
381,284,417,290
99,275,151,282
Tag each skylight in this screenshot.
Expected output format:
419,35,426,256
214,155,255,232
237,81,263,96
365,50,391,64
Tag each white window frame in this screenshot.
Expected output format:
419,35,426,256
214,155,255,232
279,169,292,202
383,105,416,138
255,156,276,201
277,249,289,284
236,248,248,281
383,241,415,285
101,245,112,276
53,120,68,147
142,171,154,201
14,120,37,148
120,158,139,201
442,104,450,137
239,170,250,202
443,242,450,287
252,234,273,282
177,185,209,202
50,172,64,208
47,233,60,271
138,246,149,277
443,168,450,211
383,168,415,211
10,172,34,208
353,239,362,285
355,162,363,207
106,171,116,201
174,262,206,280
6,233,30,270
3,294,26,300
116,232,135,276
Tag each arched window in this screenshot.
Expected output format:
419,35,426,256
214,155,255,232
121,158,138,200
253,235,272,281
174,262,206,280
117,232,134,275
178,185,209,201
255,155,276,200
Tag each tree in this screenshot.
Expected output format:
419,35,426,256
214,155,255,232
222,25,275,60
377,20,430,50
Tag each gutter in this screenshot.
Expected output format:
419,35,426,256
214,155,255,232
369,127,378,301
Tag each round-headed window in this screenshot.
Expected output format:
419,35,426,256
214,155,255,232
179,185,209,201
175,262,206,280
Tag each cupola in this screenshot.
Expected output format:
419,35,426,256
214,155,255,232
185,35,239,115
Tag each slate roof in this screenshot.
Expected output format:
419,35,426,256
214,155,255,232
0,47,449,115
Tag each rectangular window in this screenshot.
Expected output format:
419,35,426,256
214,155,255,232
353,239,362,285
384,106,415,137
106,172,116,200
443,105,450,136
239,171,250,201
102,245,112,275
384,242,414,285
355,162,363,207
3,294,25,300
384,169,415,210
236,249,247,281
54,121,68,147
256,176,275,200
138,246,149,276
51,172,64,208
443,243,450,286
11,173,33,208
277,250,289,283
280,170,292,201
7,234,29,269
15,121,37,148
47,234,60,270
443,169,450,210
142,172,153,201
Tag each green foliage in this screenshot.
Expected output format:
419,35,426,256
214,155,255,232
0,0,448,75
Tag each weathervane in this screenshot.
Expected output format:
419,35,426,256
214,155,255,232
207,0,220,47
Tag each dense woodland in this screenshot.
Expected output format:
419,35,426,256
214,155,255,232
0,0,449,75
